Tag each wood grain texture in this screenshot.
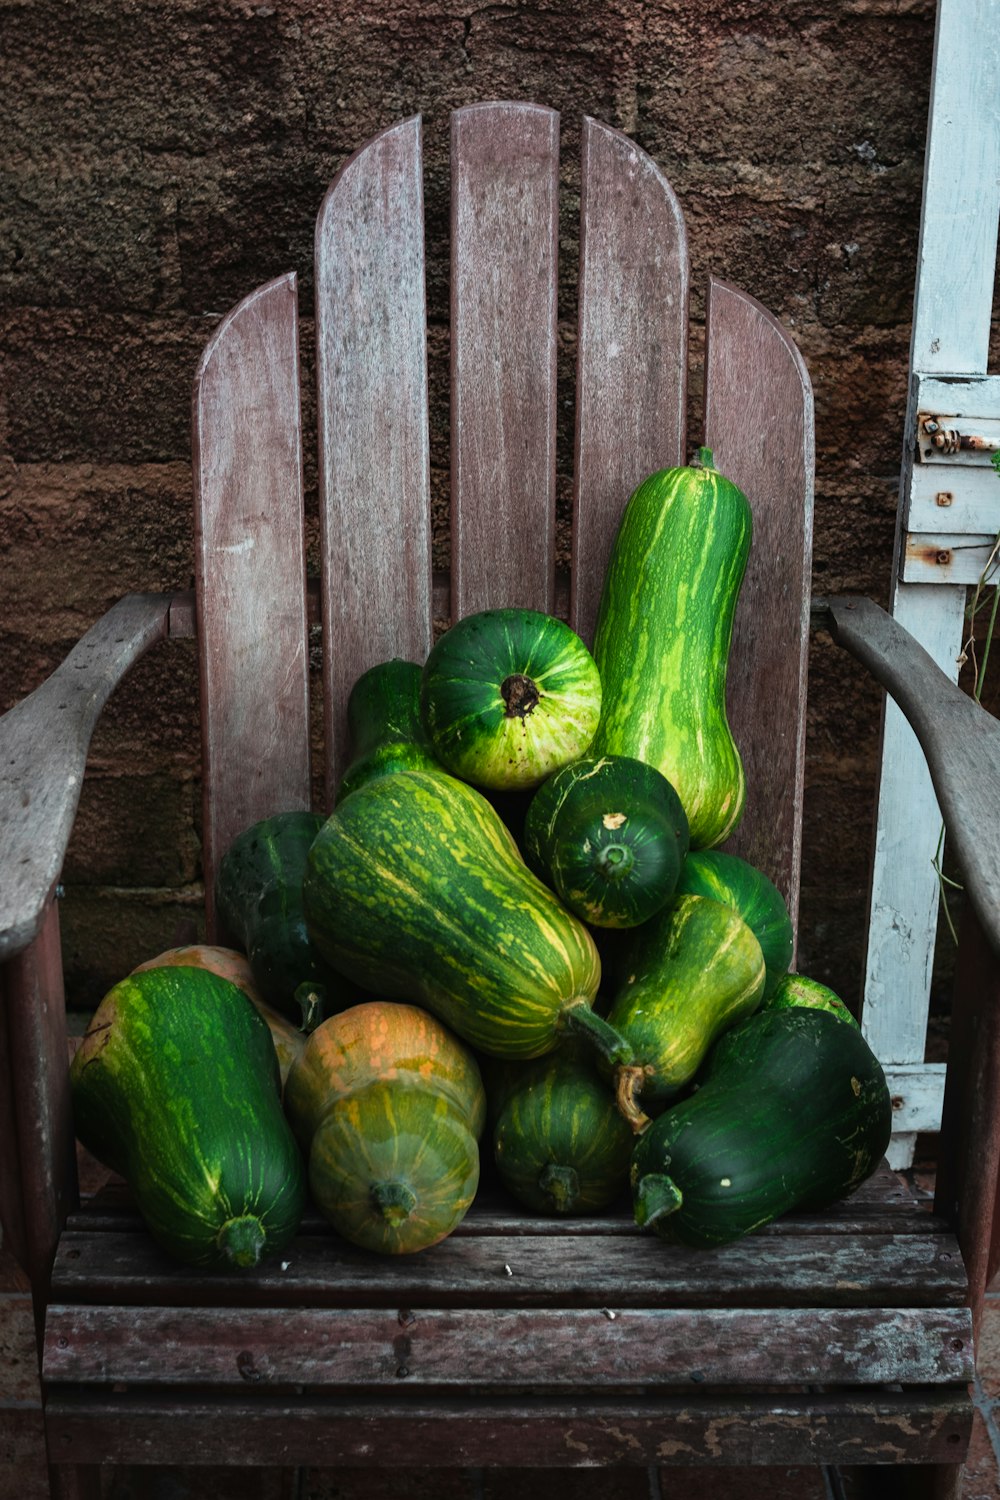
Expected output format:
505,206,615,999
826,595,1000,961
0,593,171,962
704,278,814,935
43,1391,972,1469
42,1303,972,1388
192,271,311,927
571,116,688,644
2,899,76,1296
47,1228,966,1310
450,102,559,618
315,114,433,795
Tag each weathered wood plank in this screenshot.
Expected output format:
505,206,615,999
704,277,814,939
450,101,560,618
3,899,77,1296
315,114,433,795
571,116,688,645
192,272,311,926
43,1391,972,1469
0,593,172,962
48,1228,966,1309
826,595,1000,963
43,1304,972,1389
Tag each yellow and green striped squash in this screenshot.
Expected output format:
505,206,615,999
303,769,625,1065
70,965,306,1268
590,450,752,850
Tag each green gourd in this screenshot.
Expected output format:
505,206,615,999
523,755,689,929
70,965,306,1268
604,893,766,1131
303,768,627,1067
762,972,860,1028
336,658,441,803
675,849,793,998
420,608,602,791
590,451,751,849
630,1007,892,1247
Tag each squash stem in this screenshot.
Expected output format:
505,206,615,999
633,1173,683,1229
560,1001,634,1069
539,1163,580,1214
295,982,326,1035
615,1064,654,1135
217,1214,267,1268
693,445,715,470
370,1180,417,1225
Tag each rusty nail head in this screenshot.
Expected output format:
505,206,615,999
936,491,953,507
921,416,939,434
937,550,952,566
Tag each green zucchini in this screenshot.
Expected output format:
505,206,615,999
303,768,627,1065
630,1006,892,1247
604,893,766,1130
488,1046,634,1215
675,849,793,998
523,754,689,928
70,966,306,1268
762,972,860,1028
337,658,441,803
214,810,353,1024
420,608,602,791
590,450,751,849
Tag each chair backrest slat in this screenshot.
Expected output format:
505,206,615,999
192,272,311,928
315,115,433,796
450,102,560,618
571,117,689,644
704,276,815,934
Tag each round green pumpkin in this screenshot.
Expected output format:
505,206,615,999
490,1047,634,1215
523,755,689,928
420,608,602,791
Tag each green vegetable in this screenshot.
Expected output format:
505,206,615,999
214,811,352,1024
488,1046,634,1215
604,893,766,1130
675,849,793,998
303,768,626,1065
336,658,441,803
590,450,751,848
421,608,602,790
762,972,860,1028
523,754,689,928
69,966,305,1268
630,1007,892,1247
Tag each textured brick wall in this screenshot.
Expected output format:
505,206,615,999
1,0,982,1014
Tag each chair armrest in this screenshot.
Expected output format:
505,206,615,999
0,594,176,964
822,594,1000,961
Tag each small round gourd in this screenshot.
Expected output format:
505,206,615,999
420,608,602,791
523,755,689,928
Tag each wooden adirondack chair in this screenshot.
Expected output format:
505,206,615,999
3,104,1000,1499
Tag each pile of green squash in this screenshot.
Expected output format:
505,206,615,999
71,449,892,1265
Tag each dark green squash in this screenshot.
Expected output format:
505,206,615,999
630,1006,892,1247
420,608,602,791
303,768,628,1067
590,450,751,849
604,893,766,1130
214,810,355,1024
70,965,306,1268
336,658,441,803
675,849,793,998
488,1045,634,1215
523,754,689,928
